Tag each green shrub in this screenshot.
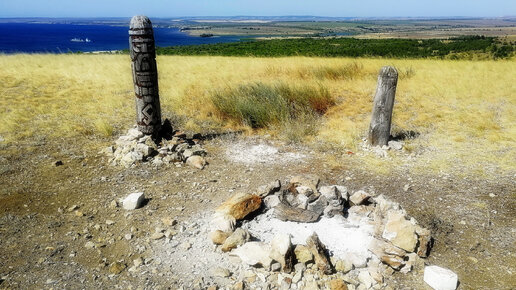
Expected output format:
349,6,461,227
211,82,334,129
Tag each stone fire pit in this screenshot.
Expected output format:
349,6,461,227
208,175,434,289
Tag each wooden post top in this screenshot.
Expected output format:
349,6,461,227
379,66,398,78
129,16,153,35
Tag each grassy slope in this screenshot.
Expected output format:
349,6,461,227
0,54,514,176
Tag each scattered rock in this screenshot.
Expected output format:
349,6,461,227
108,262,126,275
109,200,118,208
288,175,320,195
319,185,339,201
400,252,421,274
380,254,405,271
222,228,251,252
368,238,406,270
382,211,417,252
335,185,349,201
263,195,281,209
186,155,206,169
68,205,79,212
357,270,374,289
388,140,403,150
307,196,328,216
424,265,458,290
349,190,371,206
269,234,294,273
367,261,384,284
329,279,348,290
151,232,165,240
180,242,192,250
294,245,314,264
334,259,353,274
133,257,143,267
271,262,281,272
294,262,306,273
306,233,332,274
210,213,236,232
232,281,245,290
323,199,344,218
209,230,231,245
212,267,231,278
231,242,272,269
257,180,281,197
415,225,432,257
294,193,310,209
84,241,95,249
216,192,262,220
274,202,319,223
123,192,145,210
161,217,177,227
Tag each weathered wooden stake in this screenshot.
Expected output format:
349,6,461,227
129,15,161,135
368,66,398,146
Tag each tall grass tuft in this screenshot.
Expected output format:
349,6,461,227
211,82,334,129
309,62,364,80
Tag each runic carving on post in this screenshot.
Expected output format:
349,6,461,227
129,15,161,135
368,66,398,147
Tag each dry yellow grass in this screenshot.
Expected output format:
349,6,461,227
0,54,514,176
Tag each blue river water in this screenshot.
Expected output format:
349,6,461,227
0,23,242,53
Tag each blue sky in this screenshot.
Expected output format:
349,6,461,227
0,0,514,18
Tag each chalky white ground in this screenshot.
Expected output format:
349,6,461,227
226,143,306,165
243,209,375,262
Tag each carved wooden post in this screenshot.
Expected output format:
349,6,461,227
129,15,161,135
368,66,398,146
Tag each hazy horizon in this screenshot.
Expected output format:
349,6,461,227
1,0,515,18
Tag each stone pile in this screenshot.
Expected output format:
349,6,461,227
361,139,404,158
207,175,446,289
104,127,207,169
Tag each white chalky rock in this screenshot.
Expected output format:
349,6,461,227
388,140,403,150
382,210,417,252
335,185,348,201
269,234,293,271
127,128,144,139
319,186,339,200
264,195,281,209
296,194,309,209
123,192,145,210
210,212,236,232
232,242,272,268
350,190,371,205
296,186,313,196
424,265,458,290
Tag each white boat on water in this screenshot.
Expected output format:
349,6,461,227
70,37,92,43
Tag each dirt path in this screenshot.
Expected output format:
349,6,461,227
0,135,514,289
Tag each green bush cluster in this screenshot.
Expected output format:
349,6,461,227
156,36,514,59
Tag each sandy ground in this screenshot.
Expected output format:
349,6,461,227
0,134,514,289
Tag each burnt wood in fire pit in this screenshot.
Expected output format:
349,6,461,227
273,202,320,223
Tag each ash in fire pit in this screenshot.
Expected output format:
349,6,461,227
209,175,435,289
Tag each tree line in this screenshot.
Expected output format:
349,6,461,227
153,36,514,59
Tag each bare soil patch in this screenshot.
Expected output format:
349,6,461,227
0,134,514,289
